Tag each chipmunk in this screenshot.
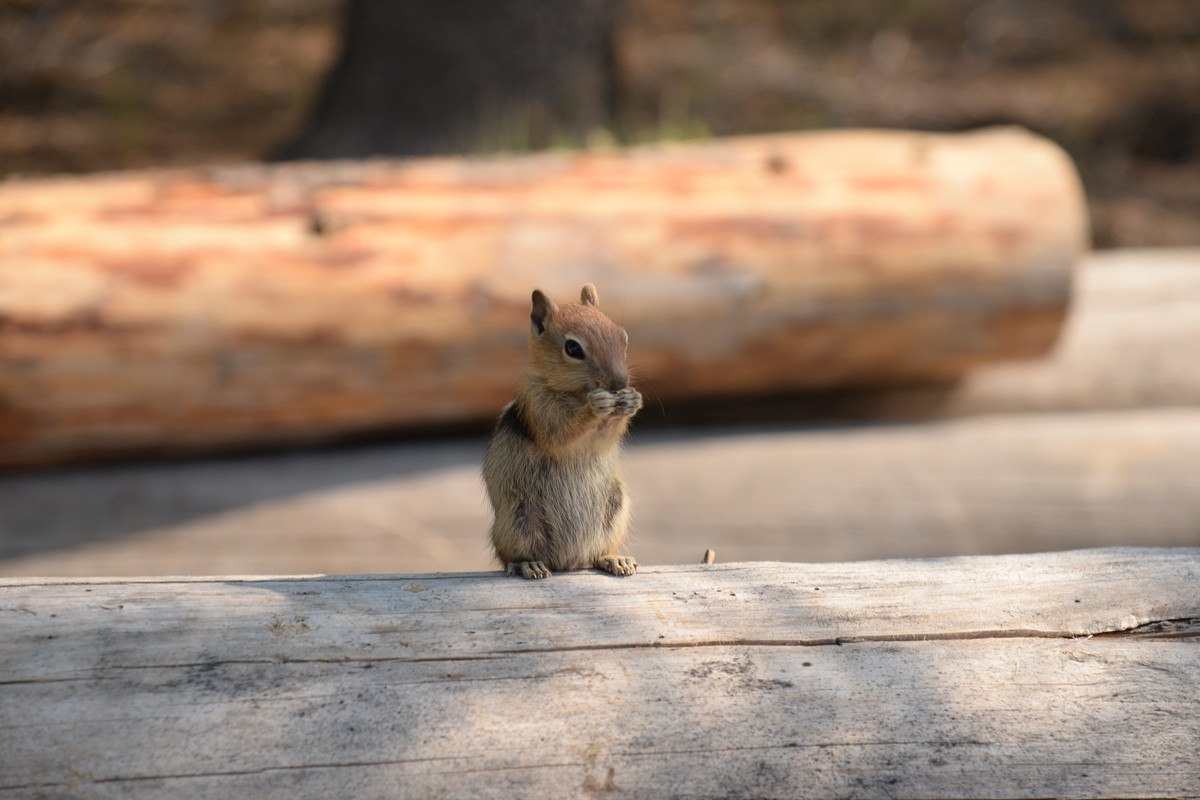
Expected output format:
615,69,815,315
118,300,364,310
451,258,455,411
483,284,642,579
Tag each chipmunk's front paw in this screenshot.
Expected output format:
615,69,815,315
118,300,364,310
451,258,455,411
507,561,552,580
588,388,618,416
614,388,642,417
595,554,638,577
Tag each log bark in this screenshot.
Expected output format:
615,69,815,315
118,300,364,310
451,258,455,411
0,128,1088,467
1,548,1197,799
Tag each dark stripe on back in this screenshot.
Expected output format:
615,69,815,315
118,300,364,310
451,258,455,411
497,401,534,442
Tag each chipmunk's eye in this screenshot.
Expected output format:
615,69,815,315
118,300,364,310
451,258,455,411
564,338,585,360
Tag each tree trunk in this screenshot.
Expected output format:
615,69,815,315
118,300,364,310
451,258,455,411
275,0,618,159
0,128,1088,467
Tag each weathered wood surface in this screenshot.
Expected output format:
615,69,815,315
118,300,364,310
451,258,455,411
4,406,1197,577
1,548,1197,799
0,127,1087,467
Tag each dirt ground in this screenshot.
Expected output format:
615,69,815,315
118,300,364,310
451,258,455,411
2,0,1198,247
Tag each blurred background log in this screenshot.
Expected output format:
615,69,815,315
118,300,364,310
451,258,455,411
0,127,1087,468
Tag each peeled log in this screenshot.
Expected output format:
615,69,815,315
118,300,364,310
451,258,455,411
0,128,1087,467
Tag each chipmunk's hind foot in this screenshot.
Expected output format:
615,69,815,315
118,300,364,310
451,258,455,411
507,561,552,580
595,555,638,577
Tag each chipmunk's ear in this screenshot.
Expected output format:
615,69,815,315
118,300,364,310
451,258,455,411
580,283,600,308
531,289,553,337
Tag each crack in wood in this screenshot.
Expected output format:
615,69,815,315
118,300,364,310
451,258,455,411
0,739,1000,792
5,736,1126,793
1097,617,1200,639
5,618,1191,687
0,754,627,790
607,739,994,758
491,619,1199,655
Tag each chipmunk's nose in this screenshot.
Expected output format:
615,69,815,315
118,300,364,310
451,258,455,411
608,370,629,391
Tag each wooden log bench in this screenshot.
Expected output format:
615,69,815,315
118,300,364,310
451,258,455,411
2,547,1197,798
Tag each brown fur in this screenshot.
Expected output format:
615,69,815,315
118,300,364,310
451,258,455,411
483,284,642,579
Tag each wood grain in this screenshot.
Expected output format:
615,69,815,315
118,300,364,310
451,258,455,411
0,127,1087,467
2,548,1196,799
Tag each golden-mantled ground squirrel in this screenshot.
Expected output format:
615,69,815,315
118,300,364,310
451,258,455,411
483,284,642,579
